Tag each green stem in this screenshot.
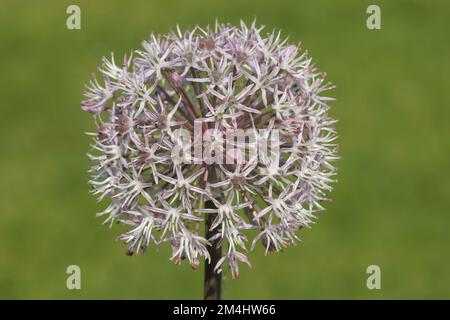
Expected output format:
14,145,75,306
203,200,222,300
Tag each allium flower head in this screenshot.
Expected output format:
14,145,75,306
82,20,338,279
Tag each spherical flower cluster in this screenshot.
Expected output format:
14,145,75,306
82,21,338,279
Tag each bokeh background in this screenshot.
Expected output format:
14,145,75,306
1,0,449,299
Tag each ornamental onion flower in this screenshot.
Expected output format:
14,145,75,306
82,20,338,299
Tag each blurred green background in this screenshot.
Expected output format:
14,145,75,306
1,0,449,299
